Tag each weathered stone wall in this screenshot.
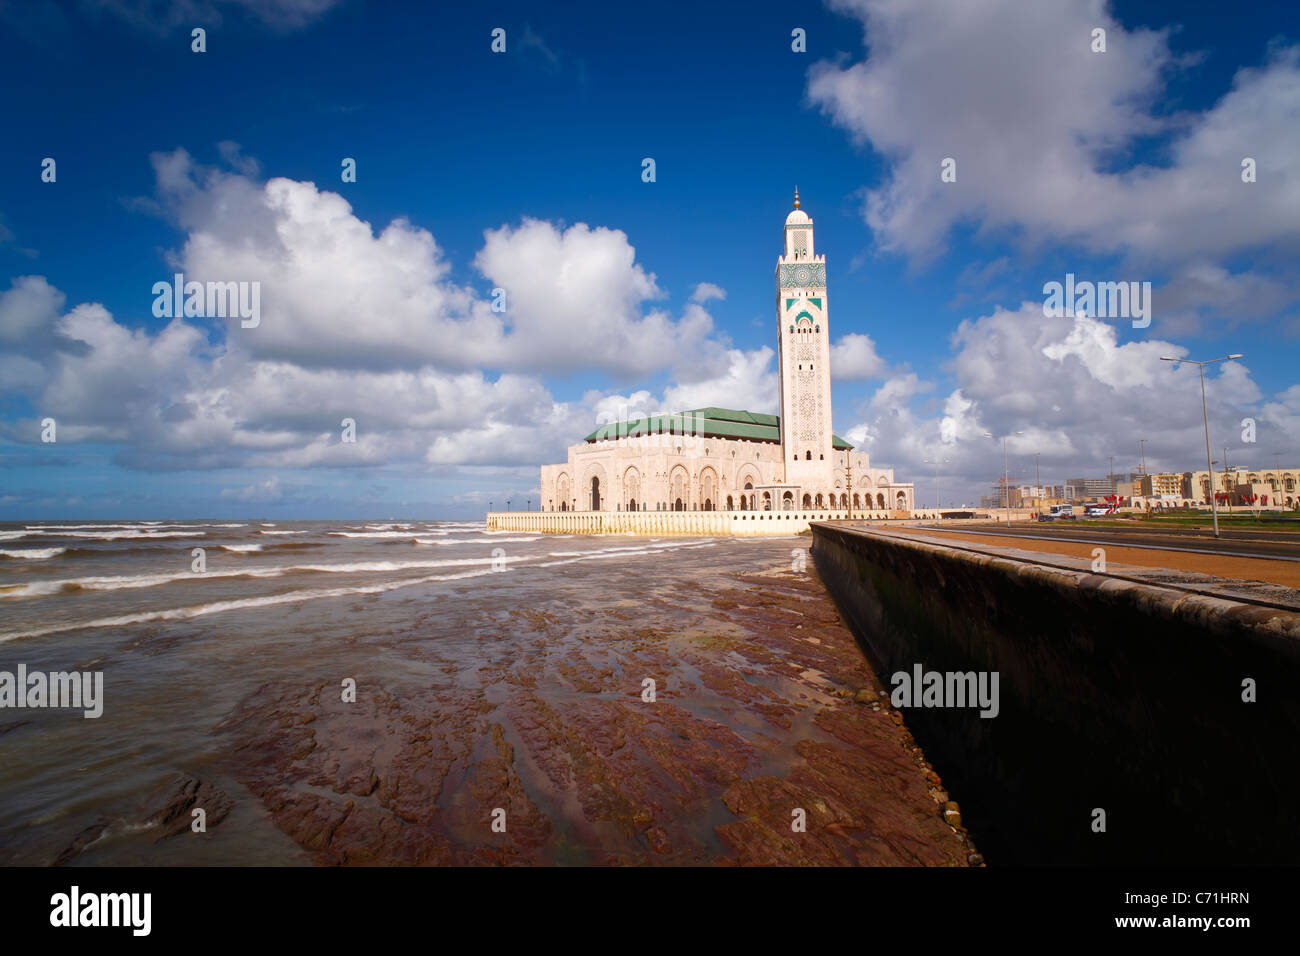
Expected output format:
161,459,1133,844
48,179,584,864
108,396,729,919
810,523,1300,864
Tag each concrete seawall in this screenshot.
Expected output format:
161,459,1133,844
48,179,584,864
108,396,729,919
810,522,1300,864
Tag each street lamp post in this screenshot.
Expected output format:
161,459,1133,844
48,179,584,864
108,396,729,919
985,431,1024,526
923,457,951,512
1160,353,1243,539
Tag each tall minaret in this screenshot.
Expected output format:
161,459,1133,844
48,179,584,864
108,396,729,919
776,188,833,490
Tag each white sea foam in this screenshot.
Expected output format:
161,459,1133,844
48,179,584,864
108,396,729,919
535,541,716,567
4,567,284,598
545,540,712,559
23,523,237,530
0,534,716,640
1,554,527,600
0,548,66,560
218,544,262,553
327,531,417,539
415,536,539,545
12,530,203,541
256,529,305,535
24,524,143,530
0,566,508,643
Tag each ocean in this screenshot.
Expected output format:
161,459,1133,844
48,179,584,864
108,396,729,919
0,519,966,866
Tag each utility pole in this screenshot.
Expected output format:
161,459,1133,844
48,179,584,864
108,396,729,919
1108,455,1115,496
1160,352,1243,538
1034,453,1041,509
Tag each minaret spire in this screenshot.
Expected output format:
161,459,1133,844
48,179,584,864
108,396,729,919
793,186,800,209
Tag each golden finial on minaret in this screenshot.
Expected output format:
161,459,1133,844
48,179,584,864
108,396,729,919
793,186,800,209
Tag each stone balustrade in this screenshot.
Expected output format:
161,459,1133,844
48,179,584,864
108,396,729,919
484,509,942,536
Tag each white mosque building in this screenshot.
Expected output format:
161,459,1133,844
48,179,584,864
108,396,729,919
537,191,914,517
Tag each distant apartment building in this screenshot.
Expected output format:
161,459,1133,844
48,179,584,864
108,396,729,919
1066,477,1113,500
1010,485,1052,507
1140,472,1183,497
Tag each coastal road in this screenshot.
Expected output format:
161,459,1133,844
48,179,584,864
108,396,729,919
867,522,1300,590
910,522,1300,562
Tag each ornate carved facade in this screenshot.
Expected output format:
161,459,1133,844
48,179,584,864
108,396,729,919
538,192,913,514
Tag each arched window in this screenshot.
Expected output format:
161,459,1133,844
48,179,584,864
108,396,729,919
805,450,811,460
802,493,812,509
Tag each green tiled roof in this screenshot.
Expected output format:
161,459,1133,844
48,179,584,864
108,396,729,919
584,406,853,450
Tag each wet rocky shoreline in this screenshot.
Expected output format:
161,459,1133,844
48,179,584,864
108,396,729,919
202,552,979,866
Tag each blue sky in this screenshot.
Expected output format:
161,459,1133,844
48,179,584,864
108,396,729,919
1,0,1298,517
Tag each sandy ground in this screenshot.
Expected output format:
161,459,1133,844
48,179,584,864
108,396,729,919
892,527,1300,589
